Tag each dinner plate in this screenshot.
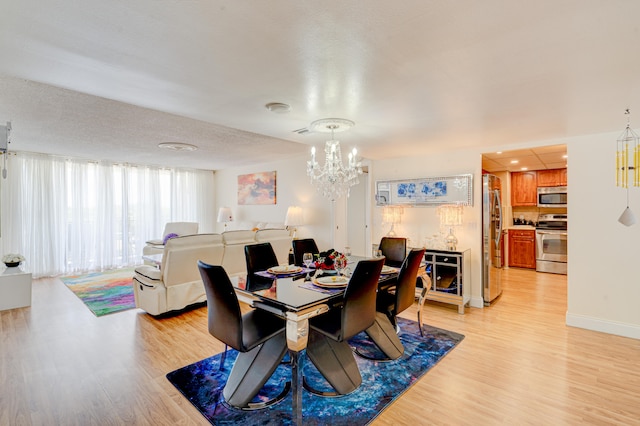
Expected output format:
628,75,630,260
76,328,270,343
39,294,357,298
313,275,349,288
381,265,399,274
267,265,303,275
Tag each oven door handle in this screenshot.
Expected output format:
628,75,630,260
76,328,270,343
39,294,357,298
536,230,567,236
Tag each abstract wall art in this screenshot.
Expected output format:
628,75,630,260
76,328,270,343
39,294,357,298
237,171,277,205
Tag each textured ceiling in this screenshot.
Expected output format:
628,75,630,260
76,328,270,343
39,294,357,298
482,144,567,172
1,1,639,170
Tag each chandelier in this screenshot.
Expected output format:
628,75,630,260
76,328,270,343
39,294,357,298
306,118,362,201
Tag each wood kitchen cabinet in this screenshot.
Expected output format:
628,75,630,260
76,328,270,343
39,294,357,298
537,168,567,187
510,171,537,206
508,229,536,269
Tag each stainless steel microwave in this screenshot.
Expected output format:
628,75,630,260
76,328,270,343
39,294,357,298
537,186,567,207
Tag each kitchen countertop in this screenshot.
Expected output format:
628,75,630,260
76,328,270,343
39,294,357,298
508,225,536,230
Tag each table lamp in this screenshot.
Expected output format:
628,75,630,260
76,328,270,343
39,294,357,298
217,207,233,231
284,206,304,238
438,204,463,251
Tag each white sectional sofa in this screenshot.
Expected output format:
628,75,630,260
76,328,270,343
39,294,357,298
133,228,292,316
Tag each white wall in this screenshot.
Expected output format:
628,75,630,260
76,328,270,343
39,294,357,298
370,150,485,307
213,154,336,251
565,131,640,339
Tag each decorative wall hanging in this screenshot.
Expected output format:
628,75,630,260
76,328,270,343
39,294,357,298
237,171,277,205
375,174,473,207
616,109,638,226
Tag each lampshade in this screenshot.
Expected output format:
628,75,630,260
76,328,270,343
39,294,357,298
438,204,463,226
382,206,403,236
217,207,233,223
284,206,303,227
382,206,403,224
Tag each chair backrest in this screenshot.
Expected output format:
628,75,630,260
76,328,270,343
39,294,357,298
292,238,320,266
164,221,199,237
255,228,293,266
341,257,385,340
245,242,279,274
244,242,280,290
197,261,244,351
161,233,224,287
378,237,407,267
394,248,426,314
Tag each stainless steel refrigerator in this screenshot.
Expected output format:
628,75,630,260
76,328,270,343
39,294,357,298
482,174,503,305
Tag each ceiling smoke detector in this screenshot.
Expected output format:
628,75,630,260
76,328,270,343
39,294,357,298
265,102,291,113
158,142,198,151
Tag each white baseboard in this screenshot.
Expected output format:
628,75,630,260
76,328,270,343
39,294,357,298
469,295,484,309
566,312,640,340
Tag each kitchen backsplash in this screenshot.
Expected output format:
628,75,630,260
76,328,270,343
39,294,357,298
510,206,567,226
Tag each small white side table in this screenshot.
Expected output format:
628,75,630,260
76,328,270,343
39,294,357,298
0,266,33,310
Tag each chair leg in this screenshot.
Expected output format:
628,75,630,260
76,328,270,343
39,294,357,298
219,344,228,371
223,331,289,409
355,312,404,361
304,330,362,396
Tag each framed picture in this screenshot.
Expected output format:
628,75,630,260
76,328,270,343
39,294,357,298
376,174,473,206
237,171,277,205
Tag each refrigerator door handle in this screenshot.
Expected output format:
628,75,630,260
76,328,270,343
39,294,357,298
494,189,502,247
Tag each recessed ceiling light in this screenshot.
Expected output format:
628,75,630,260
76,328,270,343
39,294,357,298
521,167,528,170
510,160,519,164
158,142,198,151
265,102,291,113
496,151,502,154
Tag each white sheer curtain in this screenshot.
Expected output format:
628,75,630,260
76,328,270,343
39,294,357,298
0,152,214,278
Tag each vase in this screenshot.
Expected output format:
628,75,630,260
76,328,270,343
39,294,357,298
4,262,20,268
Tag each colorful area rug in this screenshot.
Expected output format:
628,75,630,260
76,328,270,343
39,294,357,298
167,318,464,425
61,268,136,316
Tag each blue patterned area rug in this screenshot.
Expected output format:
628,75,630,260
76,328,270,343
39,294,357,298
166,318,464,425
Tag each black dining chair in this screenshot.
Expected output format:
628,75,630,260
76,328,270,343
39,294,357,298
378,237,407,267
304,257,385,396
357,248,426,361
292,238,320,266
197,261,290,410
245,242,279,291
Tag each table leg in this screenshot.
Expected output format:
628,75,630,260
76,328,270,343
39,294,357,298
285,315,309,426
284,307,328,425
290,350,302,426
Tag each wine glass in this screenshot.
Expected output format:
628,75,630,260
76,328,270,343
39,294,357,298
334,256,347,277
303,252,313,280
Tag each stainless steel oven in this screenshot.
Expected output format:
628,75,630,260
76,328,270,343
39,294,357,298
535,214,567,274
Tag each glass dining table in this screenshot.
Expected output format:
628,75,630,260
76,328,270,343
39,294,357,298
229,256,398,425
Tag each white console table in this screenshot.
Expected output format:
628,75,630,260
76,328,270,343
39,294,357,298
0,266,33,310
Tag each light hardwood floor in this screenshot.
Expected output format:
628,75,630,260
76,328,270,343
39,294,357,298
1,268,639,425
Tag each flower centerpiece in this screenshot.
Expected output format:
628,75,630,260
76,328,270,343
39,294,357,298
314,249,348,271
3,253,25,268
